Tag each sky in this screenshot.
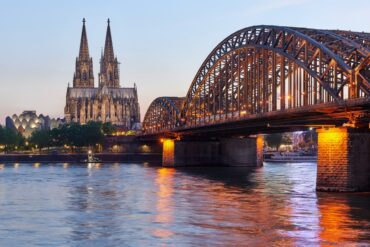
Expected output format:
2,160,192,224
0,0,369,124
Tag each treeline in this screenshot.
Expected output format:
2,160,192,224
264,131,317,151
0,122,117,152
0,126,25,151
30,122,116,150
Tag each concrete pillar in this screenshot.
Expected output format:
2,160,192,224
161,136,264,167
174,140,221,166
316,127,370,192
221,136,263,166
162,139,175,166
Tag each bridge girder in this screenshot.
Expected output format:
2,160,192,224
142,97,184,134
143,25,370,134
181,25,370,127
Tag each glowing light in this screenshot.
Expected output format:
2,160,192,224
34,163,40,168
14,163,19,168
162,139,175,166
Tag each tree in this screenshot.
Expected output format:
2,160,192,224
0,127,25,152
29,129,51,151
102,122,116,136
83,121,104,146
265,133,292,150
265,133,283,150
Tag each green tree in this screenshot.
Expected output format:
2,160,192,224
29,129,51,151
265,133,283,150
102,122,116,136
0,127,25,152
281,133,292,145
84,121,104,146
265,133,292,150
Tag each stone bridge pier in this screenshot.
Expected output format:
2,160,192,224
162,135,264,167
316,127,370,192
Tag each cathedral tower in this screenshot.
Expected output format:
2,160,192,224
65,18,140,129
99,19,120,88
73,18,94,88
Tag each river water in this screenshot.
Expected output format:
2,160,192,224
0,162,369,246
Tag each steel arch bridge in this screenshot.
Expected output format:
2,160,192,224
143,97,185,134
143,25,370,135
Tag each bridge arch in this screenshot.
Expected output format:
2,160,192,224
143,97,184,134
181,25,370,127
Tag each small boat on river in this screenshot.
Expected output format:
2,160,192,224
264,151,317,163
81,149,101,163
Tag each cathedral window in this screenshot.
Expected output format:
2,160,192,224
82,72,87,80
109,72,113,81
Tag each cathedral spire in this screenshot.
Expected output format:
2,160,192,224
73,18,94,88
99,18,120,88
79,18,90,60
103,18,115,61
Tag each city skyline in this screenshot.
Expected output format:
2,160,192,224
0,0,369,124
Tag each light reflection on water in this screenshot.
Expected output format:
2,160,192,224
0,162,369,246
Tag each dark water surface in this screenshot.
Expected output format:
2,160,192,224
0,162,369,246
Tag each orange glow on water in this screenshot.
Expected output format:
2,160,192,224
318,198,361,245
153,168,175,239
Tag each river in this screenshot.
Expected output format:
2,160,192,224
0,162,369,246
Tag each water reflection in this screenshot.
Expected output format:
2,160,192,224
318,194,370,246
152,168,175,238
66,165,121,244
0,163,369,246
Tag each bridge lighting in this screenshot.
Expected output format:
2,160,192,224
309,127,314,130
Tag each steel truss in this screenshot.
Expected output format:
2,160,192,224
143,25,370,133
142,97,184,134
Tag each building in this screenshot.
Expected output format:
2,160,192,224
5,111,64,138
64,19,140,129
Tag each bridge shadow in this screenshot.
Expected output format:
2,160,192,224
172,165,260,191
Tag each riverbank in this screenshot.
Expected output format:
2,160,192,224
0,153,162,163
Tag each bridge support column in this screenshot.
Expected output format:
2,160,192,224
161,136,263,167
316,127,370,192
221,136,263,167
162,139,175,166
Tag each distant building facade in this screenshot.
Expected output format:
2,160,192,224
6,111,64,138
64,19,140,129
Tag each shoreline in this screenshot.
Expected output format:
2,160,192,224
0,153,162,163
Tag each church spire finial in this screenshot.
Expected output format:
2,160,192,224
79,18,90,60
103,18,114,61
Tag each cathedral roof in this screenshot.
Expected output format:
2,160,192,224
67,87,137,99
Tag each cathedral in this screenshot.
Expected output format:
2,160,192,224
64,19,140,129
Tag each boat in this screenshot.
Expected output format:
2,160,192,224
81,149,101,163
264,151,317,162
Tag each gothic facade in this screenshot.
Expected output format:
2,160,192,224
64,19,140,129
